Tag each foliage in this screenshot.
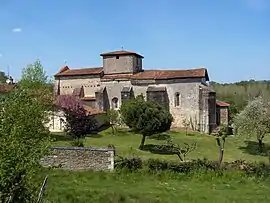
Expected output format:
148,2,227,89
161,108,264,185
211,80,270,119
115,156,143,171
106,109,120,135
57,95,96,139
120,96,173,149
20,59,49,88
0,71,9,83
0,61,52,202
115,157,270,178
233,96,270,151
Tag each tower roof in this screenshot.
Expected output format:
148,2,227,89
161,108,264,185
100,50,144,58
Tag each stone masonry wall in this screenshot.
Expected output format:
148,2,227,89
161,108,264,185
40,147,115,171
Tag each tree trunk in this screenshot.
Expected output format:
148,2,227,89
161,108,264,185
139,135,146,149
218,148,224,166
258,138,263,152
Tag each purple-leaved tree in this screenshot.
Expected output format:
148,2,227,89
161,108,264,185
57,95,96,139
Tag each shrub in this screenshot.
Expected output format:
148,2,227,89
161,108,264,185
115,156,143,171
120,96,173,149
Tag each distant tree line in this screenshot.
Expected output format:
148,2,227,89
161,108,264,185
210,80,270,119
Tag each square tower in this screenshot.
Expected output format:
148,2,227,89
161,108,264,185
100,50,144,75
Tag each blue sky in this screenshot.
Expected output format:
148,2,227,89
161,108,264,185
0,0,269,83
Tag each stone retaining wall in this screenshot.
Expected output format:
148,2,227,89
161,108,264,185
40,147,115,171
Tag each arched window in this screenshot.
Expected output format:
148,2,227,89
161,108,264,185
112,97,119,109
175,92,180,107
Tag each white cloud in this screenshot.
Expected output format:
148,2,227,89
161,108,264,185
12,28,22,33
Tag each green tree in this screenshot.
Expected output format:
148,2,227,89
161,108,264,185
0,61,53,202
0,71,8,83
106,109,120,135
234,96,270,151
120,96,173,149
20,59,49,88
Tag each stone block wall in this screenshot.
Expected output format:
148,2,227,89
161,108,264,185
40,147,115,171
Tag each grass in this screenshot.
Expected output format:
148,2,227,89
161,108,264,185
52,128,270,163
46,129,270,202
43,169,270,203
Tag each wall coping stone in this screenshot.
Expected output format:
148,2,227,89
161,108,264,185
52,146,115,152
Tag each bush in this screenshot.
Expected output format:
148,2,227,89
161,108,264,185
115,157,270,178
115,156,143,171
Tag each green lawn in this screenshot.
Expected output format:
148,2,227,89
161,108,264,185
52,128,270,163
43,169,270,203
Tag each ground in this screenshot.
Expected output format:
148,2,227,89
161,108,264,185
43,169,270,203
46,129,270,202
52,128,270,163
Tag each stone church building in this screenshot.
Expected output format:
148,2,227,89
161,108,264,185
53,50,228,134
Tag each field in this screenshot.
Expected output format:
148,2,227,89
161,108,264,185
43,169,270,203
52,128,270,163
45,129,270,202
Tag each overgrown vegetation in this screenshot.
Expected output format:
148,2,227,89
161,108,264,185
106,109,120,135
0,60,53,202
120,96,173,149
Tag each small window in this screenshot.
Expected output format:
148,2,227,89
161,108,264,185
112,97,119,109
175,92,180,107
116,56,119,59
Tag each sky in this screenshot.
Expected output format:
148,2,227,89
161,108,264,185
0,0,269,83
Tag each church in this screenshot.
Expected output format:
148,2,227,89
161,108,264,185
53,50,229,134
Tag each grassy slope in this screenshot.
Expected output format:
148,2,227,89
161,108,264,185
53,128,270,163
44,169,270,203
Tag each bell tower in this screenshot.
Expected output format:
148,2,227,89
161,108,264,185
100,50,144,75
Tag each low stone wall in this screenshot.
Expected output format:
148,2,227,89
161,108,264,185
40,147,115,171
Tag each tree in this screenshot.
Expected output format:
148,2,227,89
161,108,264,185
106,109,120,135
234,96,270,151
0,62,52,202
0,71,8,83
20,59,48,87
120,96,173,149
57,95,96,139
212,125,227,166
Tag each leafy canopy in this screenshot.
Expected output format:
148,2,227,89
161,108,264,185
57,95,96,139
234,96,270,149
120,96,173,148
0,60,53,202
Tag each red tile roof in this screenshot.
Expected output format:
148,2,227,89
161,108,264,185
216,100,230,107
100,50,144,58
0,84,16,93
54,66,208,81
131,68,208,80
55,66,103,77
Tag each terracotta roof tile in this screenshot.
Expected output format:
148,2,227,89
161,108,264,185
131,68,208,80
216,100,230,107
55,67,103,77
100,50,144,58
0,84,16,93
